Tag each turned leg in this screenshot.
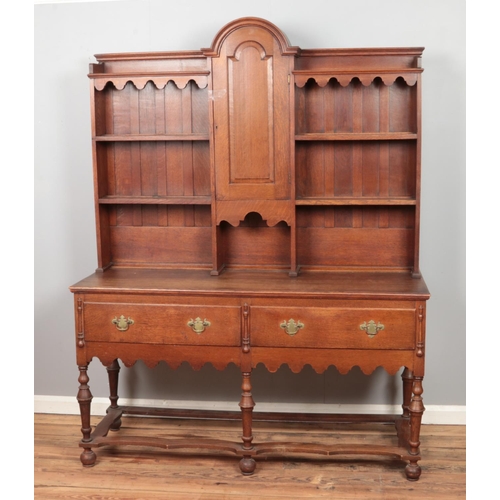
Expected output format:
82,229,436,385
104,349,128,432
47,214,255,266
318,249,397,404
405,376,425,480
77,365,96,466
106,359,122,431
401,367,413,418
395,368,413,447
239,371,256,475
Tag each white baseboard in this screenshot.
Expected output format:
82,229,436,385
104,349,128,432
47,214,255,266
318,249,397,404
34,395,465,425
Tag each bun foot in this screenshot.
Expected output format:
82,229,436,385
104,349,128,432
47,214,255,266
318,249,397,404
110,417,122,431
239,457,256,475
405,462,421,480
80,448,96,467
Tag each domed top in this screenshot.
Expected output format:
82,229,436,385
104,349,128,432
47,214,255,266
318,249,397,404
202,17,300,57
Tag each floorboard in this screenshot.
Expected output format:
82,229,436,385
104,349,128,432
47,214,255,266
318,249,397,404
34,413,466,499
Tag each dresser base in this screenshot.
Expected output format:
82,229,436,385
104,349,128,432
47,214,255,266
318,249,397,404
72,269,428,481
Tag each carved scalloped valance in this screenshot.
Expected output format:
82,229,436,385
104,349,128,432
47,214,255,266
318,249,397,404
90,72,210,91
218,213,290,228
293,70,422,88
94,354,406,375
215,201,294,227
253,349,414,375
255,360,405,375
96,355,238,371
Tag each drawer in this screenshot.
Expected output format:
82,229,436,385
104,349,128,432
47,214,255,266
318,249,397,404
250,306,415,349
83,302,241,346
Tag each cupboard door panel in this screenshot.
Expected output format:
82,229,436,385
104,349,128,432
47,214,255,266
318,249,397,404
212,26,291,201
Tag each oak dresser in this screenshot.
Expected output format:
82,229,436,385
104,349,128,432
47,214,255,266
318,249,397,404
70,17,430,480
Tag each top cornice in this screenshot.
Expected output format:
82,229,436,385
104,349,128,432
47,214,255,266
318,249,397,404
299,47,425,58
93,50,206,62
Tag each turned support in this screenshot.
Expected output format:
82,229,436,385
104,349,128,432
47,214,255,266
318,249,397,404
106,359,122,431
405,376,425,480
401,367,413,418
239,371,256,475
77,365,96,466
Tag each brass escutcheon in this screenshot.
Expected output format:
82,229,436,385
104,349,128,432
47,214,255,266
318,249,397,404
360,320,384,338
112,315,134,332
280,319,304,336
188,317,211,334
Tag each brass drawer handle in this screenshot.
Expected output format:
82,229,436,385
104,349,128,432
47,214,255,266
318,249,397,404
188,317,211,334
280,319,304,336
360,320,384,338
112,315,135,332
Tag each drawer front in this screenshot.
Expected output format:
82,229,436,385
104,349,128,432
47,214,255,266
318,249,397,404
250,306,415,349
84,302,241,346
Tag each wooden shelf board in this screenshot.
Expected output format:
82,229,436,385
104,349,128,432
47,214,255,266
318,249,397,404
295,132,417,141
89,70,210,77
94,134,210,142
98,196,212,205
292,67,423,74
295,198,416,206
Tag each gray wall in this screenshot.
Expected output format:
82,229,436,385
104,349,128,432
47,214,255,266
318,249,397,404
34,0,465,407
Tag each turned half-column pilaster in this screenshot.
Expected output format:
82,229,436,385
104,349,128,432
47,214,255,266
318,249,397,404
106,359,122,431
77,365,96,466
239,371,256,475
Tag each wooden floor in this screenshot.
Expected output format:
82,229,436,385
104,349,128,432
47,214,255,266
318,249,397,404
35,413,465,499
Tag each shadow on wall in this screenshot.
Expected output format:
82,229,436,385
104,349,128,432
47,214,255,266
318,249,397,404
117,360,402,406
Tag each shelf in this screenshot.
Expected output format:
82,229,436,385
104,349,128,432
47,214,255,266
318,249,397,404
95,134,210,142
295,133,417,141
295,198,416,206
98,196,212,205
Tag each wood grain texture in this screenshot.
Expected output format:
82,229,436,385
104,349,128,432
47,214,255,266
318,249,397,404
69,268,429,300
35,414,465,499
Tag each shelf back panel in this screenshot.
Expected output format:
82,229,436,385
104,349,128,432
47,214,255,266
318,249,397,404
295,78,416,135
95,81,209,136
296,141,416,199
97,142,210,198
108,205,211,227
296,206,414,269
107,205,212,267
219,221,291,269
